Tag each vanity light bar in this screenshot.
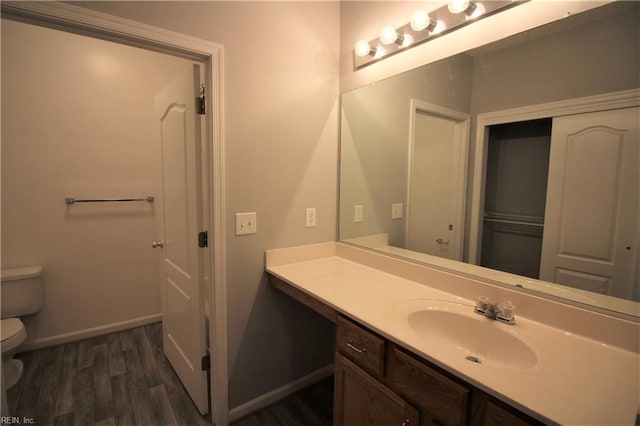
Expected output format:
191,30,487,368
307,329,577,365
353,0,527,69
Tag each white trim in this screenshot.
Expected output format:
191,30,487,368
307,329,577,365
1,3,229,425
228,364,334,422
21,313,162,352
469,88,640,264
406,99,470,261
1,2,212,60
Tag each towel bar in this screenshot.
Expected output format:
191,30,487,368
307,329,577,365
65,196,154,205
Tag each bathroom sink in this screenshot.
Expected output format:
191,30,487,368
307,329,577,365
400,300,541,370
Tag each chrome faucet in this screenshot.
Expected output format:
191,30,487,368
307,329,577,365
475,297,516,325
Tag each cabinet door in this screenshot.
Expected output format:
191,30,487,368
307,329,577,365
334,353,419,426
390,348,470,426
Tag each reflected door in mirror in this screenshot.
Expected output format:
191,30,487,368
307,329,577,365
408,112,459,259
540,107,639,300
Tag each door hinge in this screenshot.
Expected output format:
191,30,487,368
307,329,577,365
196,84,206,115
201,354,210,371
198,231,208,248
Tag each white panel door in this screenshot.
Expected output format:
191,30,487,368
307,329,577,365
406,111,467,260
540,107,639,298
155,65,208,414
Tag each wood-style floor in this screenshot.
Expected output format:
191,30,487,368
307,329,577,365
6,322,334,426
230,377,333,426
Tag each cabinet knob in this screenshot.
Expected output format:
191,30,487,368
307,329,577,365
401,420,411,426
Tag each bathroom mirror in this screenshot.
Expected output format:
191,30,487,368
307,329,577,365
339,1,640,319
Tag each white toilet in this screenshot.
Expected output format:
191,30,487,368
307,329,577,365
1,266,44,389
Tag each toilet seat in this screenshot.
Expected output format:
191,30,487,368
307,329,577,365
1,318,27,351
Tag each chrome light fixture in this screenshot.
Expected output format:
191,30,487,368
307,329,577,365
353,0,527,69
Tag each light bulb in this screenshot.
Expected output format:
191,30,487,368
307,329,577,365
448,0,470,14
431,20,446,35
410,10,430,31
466,2,485,19
400,34,414,48
354,40,372,57
373,46,387,59
379,26,399,45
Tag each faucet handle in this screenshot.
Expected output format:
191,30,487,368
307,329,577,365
496,301,516,324
475,296,490,314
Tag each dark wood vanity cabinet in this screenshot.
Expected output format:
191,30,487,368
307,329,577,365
268,275,544,426
336,315,470,426
334,353,420,426
334,315,543,426
389,346,470,426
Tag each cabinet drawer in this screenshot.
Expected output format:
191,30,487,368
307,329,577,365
336,316,385,378
391,348,470,426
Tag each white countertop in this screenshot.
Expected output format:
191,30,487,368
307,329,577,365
266,242,640,425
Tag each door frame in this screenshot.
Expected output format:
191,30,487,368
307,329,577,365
406,99,470,261
0,2,229,425
469,88,640,265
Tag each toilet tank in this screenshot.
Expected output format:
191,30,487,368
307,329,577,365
1,266,44,319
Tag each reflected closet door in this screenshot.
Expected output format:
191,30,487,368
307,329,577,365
540,107,639,299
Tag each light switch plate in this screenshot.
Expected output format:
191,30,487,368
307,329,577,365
354,205,363,223
305,207,317,228
391,203,403,219
236,212,257,235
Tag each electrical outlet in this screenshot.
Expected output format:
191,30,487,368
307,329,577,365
305,208,317,228
354,205,363,223
391,203,403,219
235,212,257,235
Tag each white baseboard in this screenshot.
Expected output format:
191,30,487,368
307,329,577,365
21,313,163,351
228,364,335,422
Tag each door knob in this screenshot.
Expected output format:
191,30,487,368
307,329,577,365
151,240,165,248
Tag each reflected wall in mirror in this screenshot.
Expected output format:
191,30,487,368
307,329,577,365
339,1,639,318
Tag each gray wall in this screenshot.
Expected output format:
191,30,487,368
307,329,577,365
469,1,640,114
64,1,340,409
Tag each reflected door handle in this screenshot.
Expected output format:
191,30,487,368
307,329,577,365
436,238,449,245
151,240,165,248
